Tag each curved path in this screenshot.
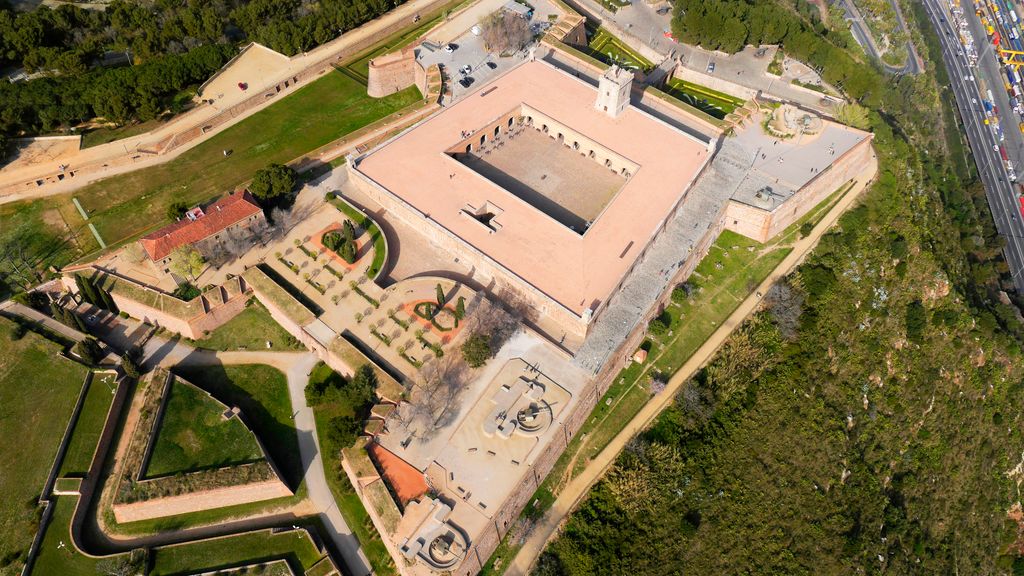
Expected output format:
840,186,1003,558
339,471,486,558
503,164,878,575
68,312,372,576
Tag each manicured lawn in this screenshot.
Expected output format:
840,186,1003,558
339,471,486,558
149,529,323,576
58,372,117,477
586,28,654,72
663,78,746,120
194,300,304,351
330,197,387,278
170,364,301,487
145,380,265,478
0,70,422,275
0,318,90,571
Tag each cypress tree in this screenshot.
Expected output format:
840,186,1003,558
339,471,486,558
436,283,446,308
75,274,97,305
99,288,119,314
456,296,466,322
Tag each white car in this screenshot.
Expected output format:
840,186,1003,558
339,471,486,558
460,64,472,75
444,44,456,53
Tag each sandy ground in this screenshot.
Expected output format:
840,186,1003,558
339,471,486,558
502,159,879,576
200,44,294,111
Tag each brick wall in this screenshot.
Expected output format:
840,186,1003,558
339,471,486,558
367,49,421,98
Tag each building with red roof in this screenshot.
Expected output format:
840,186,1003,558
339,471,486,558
140,191,267,276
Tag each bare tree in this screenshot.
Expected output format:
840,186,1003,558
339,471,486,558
394,354,471,440
480,11,532,55
0,226,44,292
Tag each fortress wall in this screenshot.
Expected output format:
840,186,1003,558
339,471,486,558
111,477,292,523
764,135,875,240
107,291,199,338
723,201,773,242
722,134,875,243
368,49,420,98
348,165,589,344
671,65,758,100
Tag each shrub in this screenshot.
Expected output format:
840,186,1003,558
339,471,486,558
322,231,343,252
648,312,671,337
905,300,927,344
462,333,492,368
121,351,141,378
75,337,103,365
327,415,363,448
799,221,814,238
166,200,188,222
671,285,688,304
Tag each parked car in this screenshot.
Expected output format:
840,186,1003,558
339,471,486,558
444,43,457,53
460,76,475,88
460,64,472,75
486,61,497,69
656,6,670,14
706,61,715,74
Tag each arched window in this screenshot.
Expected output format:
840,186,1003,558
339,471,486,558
466,144,472,154
494,126,500,137
588,150,595,159
605,159,612,168
508,117,515,128
572,141,580,151
480,134,486,146
542,124,549,133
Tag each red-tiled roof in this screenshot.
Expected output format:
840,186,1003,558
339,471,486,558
140,191,262,261
368,443,428,506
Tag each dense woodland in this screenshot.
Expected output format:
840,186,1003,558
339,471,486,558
538,0,1024,574
0,0,404,150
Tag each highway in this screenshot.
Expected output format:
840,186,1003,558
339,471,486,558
922,0,1024,293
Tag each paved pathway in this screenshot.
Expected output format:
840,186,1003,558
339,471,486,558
60,309,373,575
502,165,877,576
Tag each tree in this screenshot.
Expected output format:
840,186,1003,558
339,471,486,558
461,333,492,368
75,337,103,365
339,239,356,264
480,11,532,54
249,163,296,202
121,350,141,379
348,364,378,407
905,300,927,344
455,296,466,321
170,245,205,282
327,414,362,448
166,200,188,221
436,283,446,308
75,273,99,305
835,102,871,130
342,219,356,242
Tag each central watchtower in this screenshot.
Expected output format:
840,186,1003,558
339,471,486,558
594,65,632,118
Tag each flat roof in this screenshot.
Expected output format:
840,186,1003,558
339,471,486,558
355,60,710,316
726,118,869,210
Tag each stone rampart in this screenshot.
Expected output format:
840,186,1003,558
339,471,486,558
111,477,293,523
368,49,423,98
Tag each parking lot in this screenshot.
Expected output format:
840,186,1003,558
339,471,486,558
415,0,560,101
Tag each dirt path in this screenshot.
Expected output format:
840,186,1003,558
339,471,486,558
502,161,878,576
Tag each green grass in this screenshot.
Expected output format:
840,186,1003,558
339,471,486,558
149,529,323,576
0,71,422,277
194,300,304,351
145,380,265,478
58,372,117,477
170,364,300,487
0,317,90,572
32,496,325,576
663,78,745,120
308,368,396,575
585,28,654,72
331,197,388,279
